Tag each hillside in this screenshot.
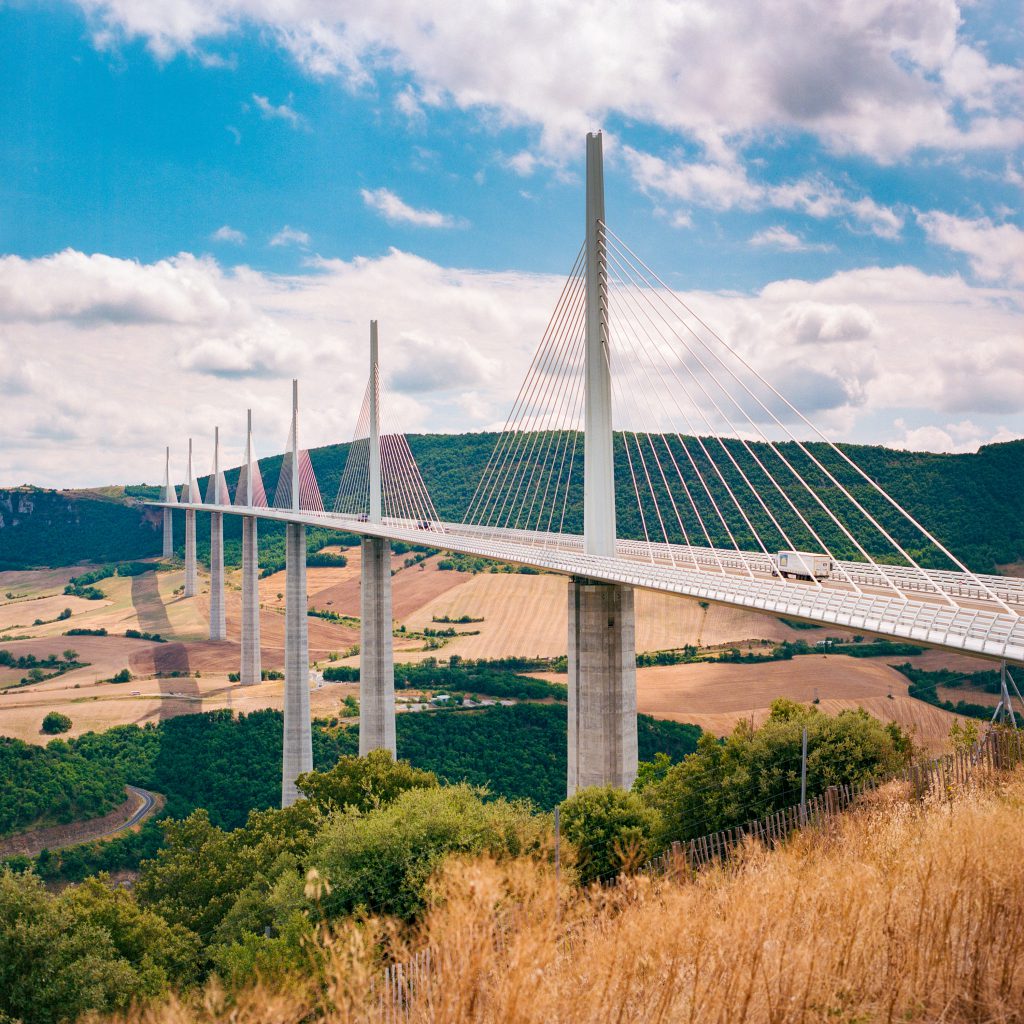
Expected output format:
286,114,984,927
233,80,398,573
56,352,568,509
2,435,1024,573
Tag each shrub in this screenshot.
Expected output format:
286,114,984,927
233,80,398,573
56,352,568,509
41,712,72,735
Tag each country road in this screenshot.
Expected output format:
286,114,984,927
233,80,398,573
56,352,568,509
91,785,158,841
0,785,162,860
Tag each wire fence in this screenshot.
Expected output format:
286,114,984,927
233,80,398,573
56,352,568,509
370,727,1023,1020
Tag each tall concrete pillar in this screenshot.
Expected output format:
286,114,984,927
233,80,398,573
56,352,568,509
184,511,198,597
359,321,397,755
240,515,261,685
209,512,226,641
162,510,173,560
567,578,638,794
282,521,313,807
360,536,396,755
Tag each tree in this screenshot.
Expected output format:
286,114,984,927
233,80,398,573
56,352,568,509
641,699,914,843
0,869,196,1024
296,749,438,814
41,712,71,735
312,783,543,920
558,786,661,884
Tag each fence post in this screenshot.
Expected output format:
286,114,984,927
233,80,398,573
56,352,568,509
800,726,808,827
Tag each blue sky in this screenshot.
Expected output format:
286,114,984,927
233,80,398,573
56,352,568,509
0,0,1021,486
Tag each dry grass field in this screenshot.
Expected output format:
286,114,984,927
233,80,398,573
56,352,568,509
0,555,986,748
104,771,1024,1024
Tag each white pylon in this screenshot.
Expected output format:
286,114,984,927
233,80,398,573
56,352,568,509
369,321,382,525
240,408,262,685
161,445,175,560
209,426,226,641
184,437,198,598
583,130,616,557
291,378,300,512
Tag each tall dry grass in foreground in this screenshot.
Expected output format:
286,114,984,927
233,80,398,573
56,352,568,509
115,771,1024,1024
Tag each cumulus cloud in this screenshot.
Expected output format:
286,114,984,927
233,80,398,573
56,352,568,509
360,188,463,228
917,211,1024,285
211,225,246,244
269,225,311,247
0,246,1021,487
69,0,1024,161
0,250,236,325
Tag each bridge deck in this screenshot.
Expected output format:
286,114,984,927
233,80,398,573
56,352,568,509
158,503,1024,665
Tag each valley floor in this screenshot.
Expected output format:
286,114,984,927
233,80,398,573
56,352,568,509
0,549,990,750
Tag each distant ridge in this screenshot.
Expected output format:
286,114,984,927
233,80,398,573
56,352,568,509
1,434,1022,574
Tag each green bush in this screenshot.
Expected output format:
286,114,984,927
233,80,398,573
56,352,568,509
559,786,661,884
41,712,71,736
312,784,543,921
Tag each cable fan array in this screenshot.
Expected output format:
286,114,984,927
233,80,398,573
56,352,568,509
464,228,1016,617
333,369,439,527
273,417,324,513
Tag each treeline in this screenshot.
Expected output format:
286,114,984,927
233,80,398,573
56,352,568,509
4,436,1024,573
322,656,568,701
1,704,699,880
0,736,130,837
895,663,1021,724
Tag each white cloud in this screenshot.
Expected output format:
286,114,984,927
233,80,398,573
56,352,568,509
360,187,463,228
917,211,1024,285
211,224,246,244
748,227,834,253
0,246,1021,488
70,0,1024,161
887,418,1024,454
269,225,311,247
0,250,236,324
251,92,302,127
625,148,905,238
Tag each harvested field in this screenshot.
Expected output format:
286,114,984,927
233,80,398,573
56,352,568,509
629,655,968,749
936,685,1001,708
401,573,836,662
0,594,102,632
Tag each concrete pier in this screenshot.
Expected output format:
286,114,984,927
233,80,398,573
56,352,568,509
240,516,261,685
184,510,198,598
209,511,226,641
567,578,638,794
282,521,313,807
162,509,173,560
359,536,396,755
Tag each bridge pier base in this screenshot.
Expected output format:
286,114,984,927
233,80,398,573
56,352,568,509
359,537,396,755
567,578,638,795
162,509,173,560
184,510,198,598
282,522,313,807
240,516,261,685
209,512,226,641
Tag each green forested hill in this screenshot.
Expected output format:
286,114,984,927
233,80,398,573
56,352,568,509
1,435,1022,573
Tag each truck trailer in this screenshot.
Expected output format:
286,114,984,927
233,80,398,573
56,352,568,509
771,550,833,581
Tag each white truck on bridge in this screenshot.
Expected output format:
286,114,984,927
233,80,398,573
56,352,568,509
772,550,833,581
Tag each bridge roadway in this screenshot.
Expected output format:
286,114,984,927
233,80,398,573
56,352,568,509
160,502,1024,665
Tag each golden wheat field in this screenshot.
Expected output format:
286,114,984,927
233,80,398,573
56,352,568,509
103,769,1024,1024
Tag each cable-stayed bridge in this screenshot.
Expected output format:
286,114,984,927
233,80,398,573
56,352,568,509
153,133,1023,805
